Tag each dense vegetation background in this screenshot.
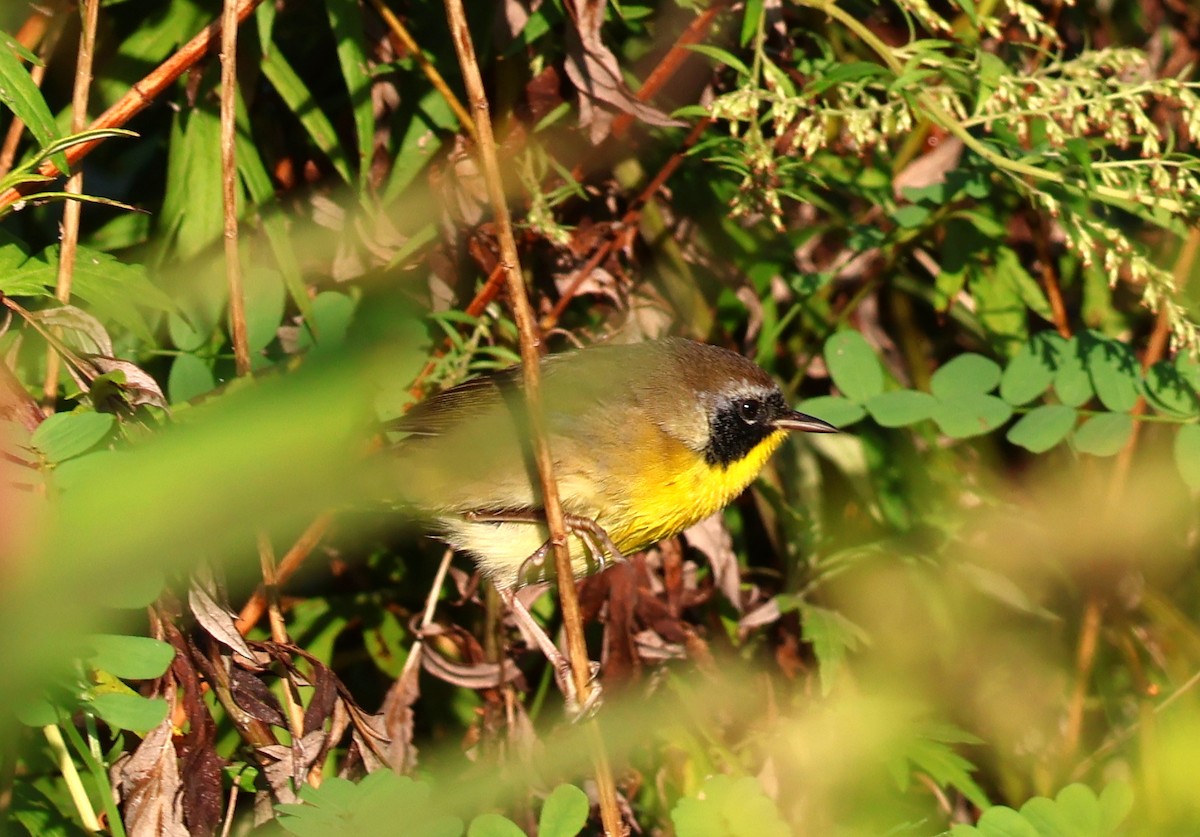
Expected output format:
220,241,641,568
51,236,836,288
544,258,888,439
1,0,1199,834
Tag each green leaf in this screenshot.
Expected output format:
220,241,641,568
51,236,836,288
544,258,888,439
468,814,525,837
972,805,1041,837
1144,361,1200,417
824,330,884,403
84,635,174,680
0,33,64,172
88,693,169,733
1000,333,1063,405
539,784,589,837
262,48,352,183
686,44,752,77
8,781,91,837
932,393,1012,439
801,604,869,696
9,246,175,342
323,0,373,184
796,395,866,428
1073,413,1133,457
1006,405,1076,453
1174,424,1200,489
1086,336,1140,412
1054,338,1094,407
931,354,1002,398
1097,782,1134,830
161,105,227,261
168,354,216,404
892,204,931,229
294,292,357,352
31,412,114,464
865,389,937,427
1050,784,1100,834
671,775,789,837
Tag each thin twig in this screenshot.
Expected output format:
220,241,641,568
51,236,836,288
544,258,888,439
542,117,712,332
256,533,307,742
0,11,64,179
440,3,624,834
235,512,334,636
41,0,100,411
367,0,476,142
221,0,250,375
0,0,268,213
608,1,726,141
1108,227,1199,501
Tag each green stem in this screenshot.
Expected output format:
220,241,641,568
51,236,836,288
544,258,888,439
43,724,102,833
59,714,127,837
796,0,1191,216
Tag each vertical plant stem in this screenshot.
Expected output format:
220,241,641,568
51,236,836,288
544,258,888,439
41,0,99,410
367,0,476,141
256,533,307,745
42,725,101,832
439,3,623,834
221,0,250,376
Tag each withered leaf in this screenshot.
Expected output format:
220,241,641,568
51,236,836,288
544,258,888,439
562,0,684,143
380,652,421,773
187,576,257,663
115,720,189,837
230,667,287,727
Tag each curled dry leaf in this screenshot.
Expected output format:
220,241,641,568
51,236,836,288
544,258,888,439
114,719,190,837
258,730,327,802
29,304,114,356
188,574,258,664
683,513,743,612
229,667,287,728
419,639,523,688
380,651,421,773
562,0,684,143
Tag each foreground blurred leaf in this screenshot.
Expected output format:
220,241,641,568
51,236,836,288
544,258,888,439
1174,424,1200,489
1072,413,1133,457
670,775,789,837
538,784,589,837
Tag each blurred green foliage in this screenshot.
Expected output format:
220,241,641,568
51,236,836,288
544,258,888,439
1,0,1199,835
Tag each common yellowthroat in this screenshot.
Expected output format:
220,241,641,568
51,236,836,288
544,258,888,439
394,338,836,588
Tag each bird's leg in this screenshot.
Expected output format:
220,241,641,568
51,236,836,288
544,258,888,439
499,587,600,720
464,509,626,578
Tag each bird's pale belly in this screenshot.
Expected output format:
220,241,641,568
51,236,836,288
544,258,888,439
443,428,789,588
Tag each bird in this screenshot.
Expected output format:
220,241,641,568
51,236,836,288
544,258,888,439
391,338,837,589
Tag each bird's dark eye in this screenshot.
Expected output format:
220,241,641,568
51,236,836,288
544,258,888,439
738,399,764,424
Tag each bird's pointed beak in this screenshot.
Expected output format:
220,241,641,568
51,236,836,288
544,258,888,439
773,409,839,434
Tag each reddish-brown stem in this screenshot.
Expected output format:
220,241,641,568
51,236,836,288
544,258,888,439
220,0,250,376
441,1,623,832
543,117,712,331
0,0,267,213
608,2,726,140
235,513,334,636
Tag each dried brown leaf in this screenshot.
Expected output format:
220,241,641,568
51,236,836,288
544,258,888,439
683,514,743,612
230,667,287,727
380,652,421,773
115,720,189,837
188,575,257,663
563,0,684,143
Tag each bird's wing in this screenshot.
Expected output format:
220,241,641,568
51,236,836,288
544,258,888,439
388,367,522,437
